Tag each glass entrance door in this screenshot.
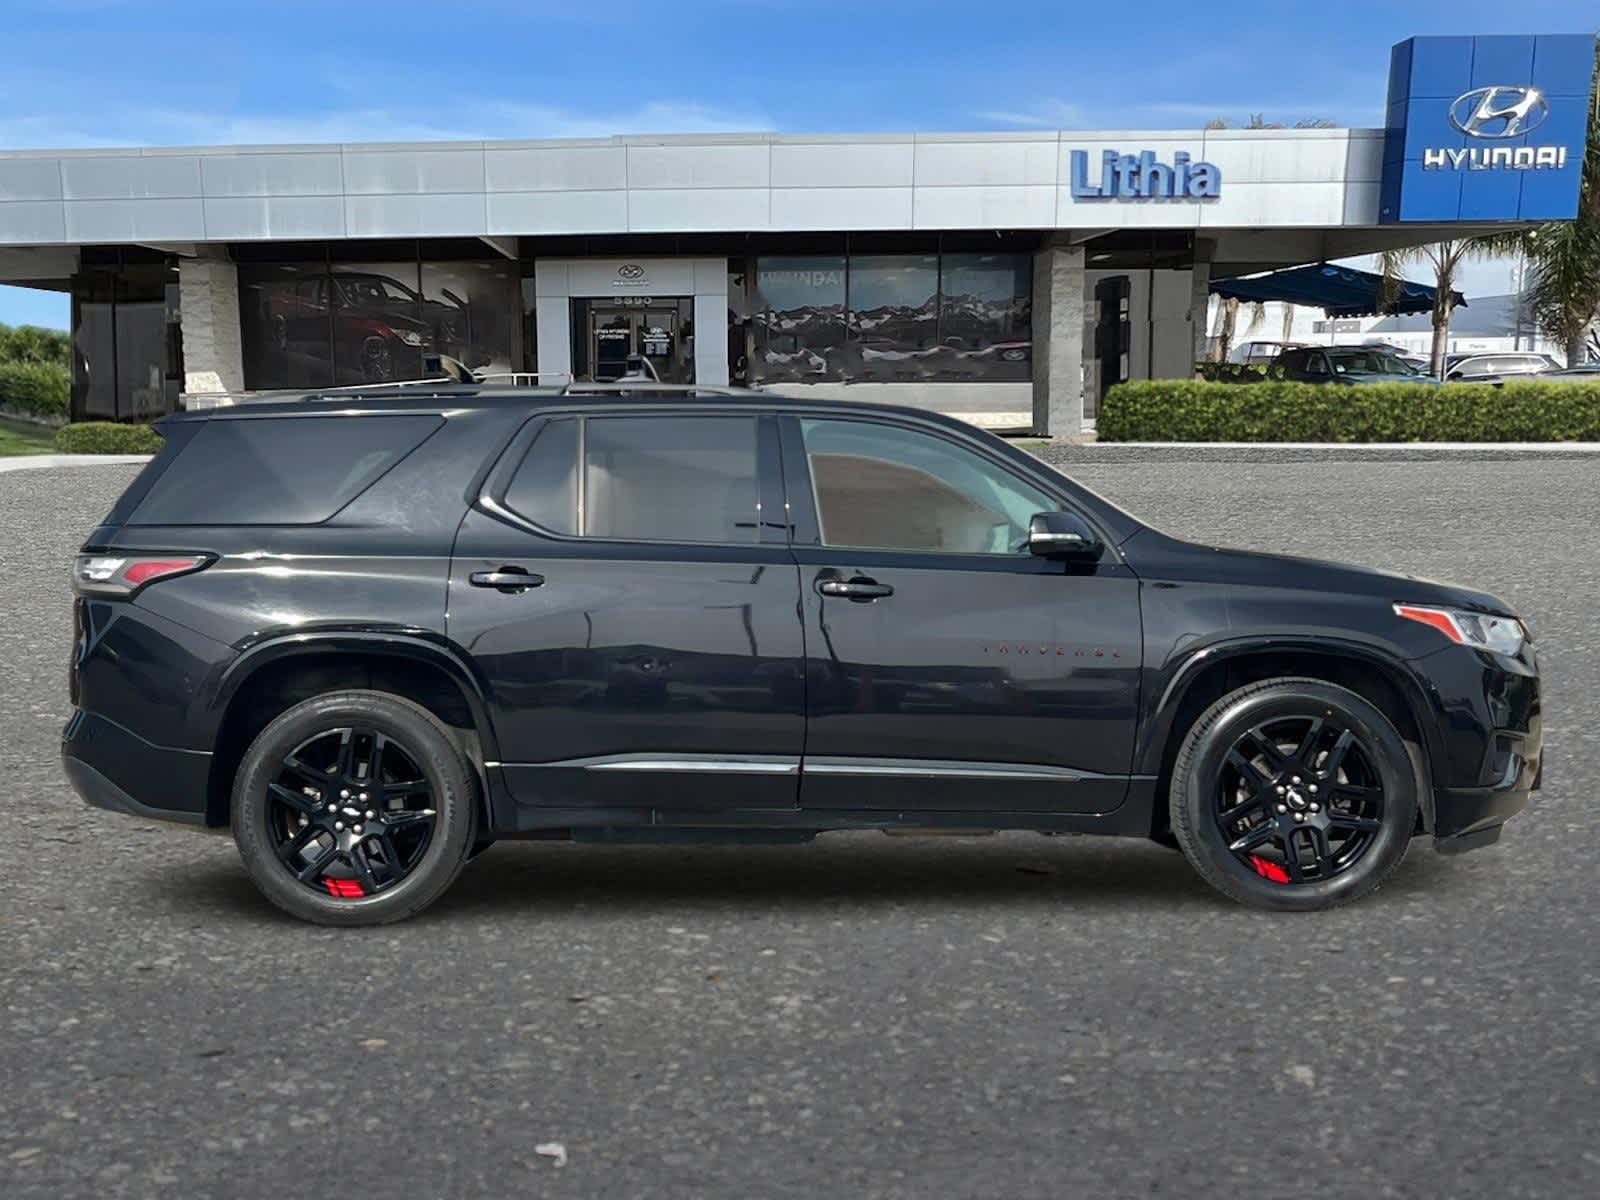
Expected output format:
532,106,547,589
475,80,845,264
585,304,688,382
591,309,634,380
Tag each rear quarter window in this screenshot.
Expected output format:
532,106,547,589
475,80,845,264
126,413,443,526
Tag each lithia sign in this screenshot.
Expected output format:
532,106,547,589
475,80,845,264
1069,149,1222,200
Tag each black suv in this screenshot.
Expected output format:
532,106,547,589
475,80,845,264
64,386,1542,924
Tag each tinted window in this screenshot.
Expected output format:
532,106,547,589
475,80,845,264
799,418,1055,555
583,416,759,543
1492,356,1540,375
128,414,442,526
938,254,1032,382
849,254,938,381
503,418,578,534
752,256,847,382
239,254,519,391
750,251,1032,384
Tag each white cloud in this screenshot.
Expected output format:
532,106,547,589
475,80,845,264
0,97,774,150
970,98,1090,129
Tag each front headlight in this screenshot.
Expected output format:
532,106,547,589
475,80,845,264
397,329,424,347
1394,603,1527,656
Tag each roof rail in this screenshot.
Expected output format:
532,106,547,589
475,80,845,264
182,376,760,410
559,382,757,398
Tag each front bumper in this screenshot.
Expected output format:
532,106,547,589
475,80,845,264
62,708,212,826
1425,644,1541,854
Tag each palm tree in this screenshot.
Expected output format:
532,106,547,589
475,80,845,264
1210,296,1239,362
1378,239,1502,378
1501,40,1600,366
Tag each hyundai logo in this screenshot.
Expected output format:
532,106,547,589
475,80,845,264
616,263,646,280
1448,86,1549,139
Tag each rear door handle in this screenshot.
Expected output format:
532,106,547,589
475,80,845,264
817,577,894,601
469,566,545,593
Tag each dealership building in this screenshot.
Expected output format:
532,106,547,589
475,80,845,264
0,34,1592,435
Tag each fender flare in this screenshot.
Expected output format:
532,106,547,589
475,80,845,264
199,629,502,762
1138,635,1444,825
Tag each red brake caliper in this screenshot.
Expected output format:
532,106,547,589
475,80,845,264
325,878,365,899
1249,855,1291,884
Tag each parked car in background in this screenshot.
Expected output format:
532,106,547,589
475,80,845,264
1444,352,1561,383
1534,363,1600,381
1353,340,1430,372
1274,346,1429,384
1228,339,1304,366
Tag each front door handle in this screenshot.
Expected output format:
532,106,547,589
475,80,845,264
469,566,545,594
817,577,894,602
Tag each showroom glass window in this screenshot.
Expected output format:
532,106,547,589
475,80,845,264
752,256,847,383
238,245,519,391
938,254,1032,382
750,249,1030,385
70,255,183,422
799,417,1054,555
503,415,760,544
847,254,938,382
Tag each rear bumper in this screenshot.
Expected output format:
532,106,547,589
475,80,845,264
62,708,212,826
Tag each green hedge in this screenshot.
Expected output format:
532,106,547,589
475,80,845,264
1099,379,1600,442
55,422,164,455
0,361,70,421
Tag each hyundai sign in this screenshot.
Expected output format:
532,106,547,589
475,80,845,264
1380,35,1596,223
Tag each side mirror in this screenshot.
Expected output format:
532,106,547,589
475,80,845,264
1028,512,1102,559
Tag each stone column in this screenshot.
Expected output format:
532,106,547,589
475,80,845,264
1031,240,1085,437
178,257,243,397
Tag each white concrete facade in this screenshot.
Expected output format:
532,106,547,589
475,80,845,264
0,129,1395,245
532,257,729,386
0,127,1508,436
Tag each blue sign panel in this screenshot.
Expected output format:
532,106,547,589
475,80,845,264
1380,34,1596,223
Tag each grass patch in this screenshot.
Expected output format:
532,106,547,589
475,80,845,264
0,416,59,456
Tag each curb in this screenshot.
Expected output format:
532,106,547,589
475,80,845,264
0,454,153,474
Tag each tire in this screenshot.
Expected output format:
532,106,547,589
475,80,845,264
1169,677,1417,911
231,690,479,926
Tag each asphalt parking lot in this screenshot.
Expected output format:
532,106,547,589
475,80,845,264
3,454,1597,1198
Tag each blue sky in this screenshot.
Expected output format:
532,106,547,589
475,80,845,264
2,0,1597,329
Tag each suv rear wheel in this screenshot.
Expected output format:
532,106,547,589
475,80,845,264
1170,678,1417,911
231,690,478,925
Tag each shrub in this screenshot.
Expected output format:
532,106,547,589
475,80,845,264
1098,379,1600,442
0,322,70,368
55,422,164,455
0,361,70,422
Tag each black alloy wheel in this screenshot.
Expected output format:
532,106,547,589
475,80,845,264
266,727,437,899
232,691,478,925
362,336,394,381
1214,713,1386,885
1170,678,1418,910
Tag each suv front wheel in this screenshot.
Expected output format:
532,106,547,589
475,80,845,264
231,690,479,925
1170,678,1418,911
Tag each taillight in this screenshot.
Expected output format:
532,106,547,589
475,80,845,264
73,553,210,597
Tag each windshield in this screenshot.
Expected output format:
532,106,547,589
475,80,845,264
334,275,419,308
1327,349,1413,375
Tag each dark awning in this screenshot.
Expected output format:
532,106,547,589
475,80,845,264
1210,263,1466,318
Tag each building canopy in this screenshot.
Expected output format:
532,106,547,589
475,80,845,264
1210,263,1466,319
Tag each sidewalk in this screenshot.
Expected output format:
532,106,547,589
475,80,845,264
1034,441,1600,463
0,454,153,474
